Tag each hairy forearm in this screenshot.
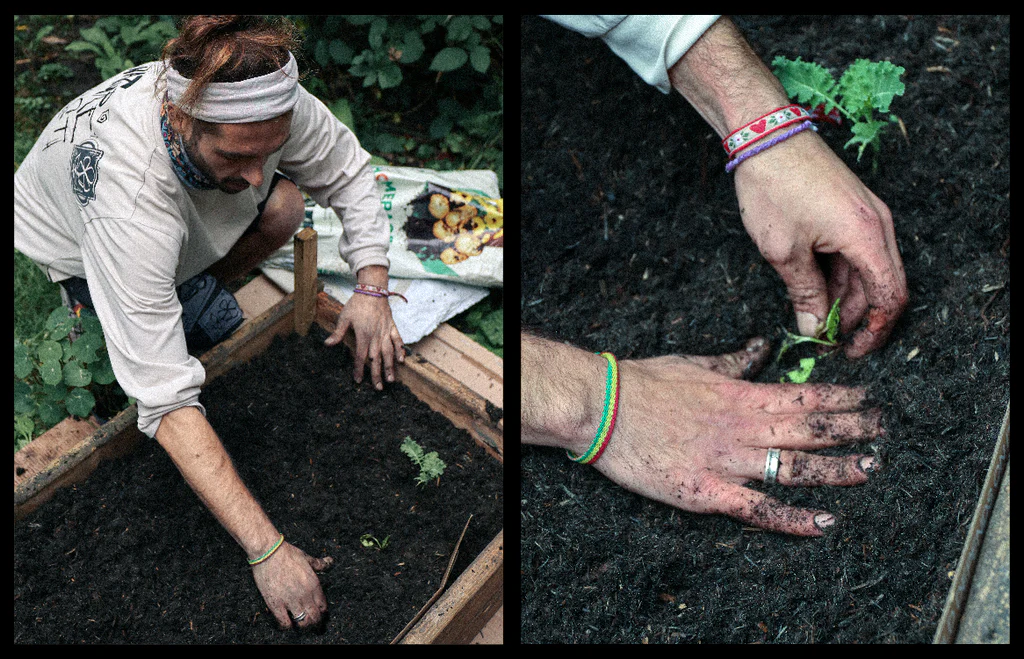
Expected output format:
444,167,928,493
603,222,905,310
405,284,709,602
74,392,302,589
356,264,390,287
521,332,606,455
668,16,790,137
155,406,279,560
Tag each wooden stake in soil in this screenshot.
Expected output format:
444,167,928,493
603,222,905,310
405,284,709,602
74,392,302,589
294,227,318,336
391,514,473,644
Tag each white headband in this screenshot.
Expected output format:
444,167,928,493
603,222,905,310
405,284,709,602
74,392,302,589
164,51,299,123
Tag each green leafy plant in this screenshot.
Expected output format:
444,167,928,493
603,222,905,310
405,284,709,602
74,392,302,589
399,436,447,486
459,298,503,358
293,15,503,184
771,56,905,166
65,16,177,80
304,15,499,90
360,533,390,551
777,298,842,383
14,306,120,451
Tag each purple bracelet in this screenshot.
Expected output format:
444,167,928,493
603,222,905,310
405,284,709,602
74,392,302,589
725,120,818,173
353,284,409,303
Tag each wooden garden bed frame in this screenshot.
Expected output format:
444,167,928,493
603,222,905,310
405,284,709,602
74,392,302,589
14,229,503,644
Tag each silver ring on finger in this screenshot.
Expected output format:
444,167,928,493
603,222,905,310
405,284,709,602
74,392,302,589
291,610,307,622
764,448,781,485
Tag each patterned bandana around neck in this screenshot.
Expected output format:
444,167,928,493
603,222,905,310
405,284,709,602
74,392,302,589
160,97,217,190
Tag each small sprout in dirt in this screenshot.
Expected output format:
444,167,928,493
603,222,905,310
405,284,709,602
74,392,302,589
785,357,818,384
360,533,390,551
400,436,447,486
777,298,842,383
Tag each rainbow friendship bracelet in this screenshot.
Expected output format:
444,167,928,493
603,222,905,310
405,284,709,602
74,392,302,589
248,534,285,566
567,352,620,465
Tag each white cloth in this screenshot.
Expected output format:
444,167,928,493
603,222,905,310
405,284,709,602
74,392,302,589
541,15,721,94
164,51,300,123
14,62,389,438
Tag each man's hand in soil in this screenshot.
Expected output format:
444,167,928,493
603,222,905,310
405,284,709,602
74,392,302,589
668,17,908,358
732,128,908,359
324,265,405,390
251,541,334,630
522,332,883,536
155,407,334,628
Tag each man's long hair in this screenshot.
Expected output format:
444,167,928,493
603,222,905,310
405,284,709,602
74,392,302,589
160,15,300,116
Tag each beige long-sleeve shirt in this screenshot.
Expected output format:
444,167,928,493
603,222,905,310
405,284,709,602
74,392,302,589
14,62,389,438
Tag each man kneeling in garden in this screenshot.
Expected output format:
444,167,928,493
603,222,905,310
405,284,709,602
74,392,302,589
13,16,406,630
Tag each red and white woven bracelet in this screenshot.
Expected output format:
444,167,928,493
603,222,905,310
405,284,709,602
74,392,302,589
722,104,813,158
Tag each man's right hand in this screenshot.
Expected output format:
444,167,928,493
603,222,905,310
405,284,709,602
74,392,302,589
251,541,334,629
155,407,334,629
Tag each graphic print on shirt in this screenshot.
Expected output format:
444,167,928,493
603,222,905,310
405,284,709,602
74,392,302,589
43,65,149,150
41,65,150,207
70,140,104,206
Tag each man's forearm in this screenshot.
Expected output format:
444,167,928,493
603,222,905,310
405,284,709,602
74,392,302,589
356,264,390,287
668,16,791,138
155,406,280,560
521,332,606,455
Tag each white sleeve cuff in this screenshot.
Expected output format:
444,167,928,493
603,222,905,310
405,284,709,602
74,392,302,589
542,15,722,94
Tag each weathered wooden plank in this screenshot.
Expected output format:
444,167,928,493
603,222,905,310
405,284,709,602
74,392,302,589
401,530,504,644
14,406,143,522
14,415,98,489
414,323,503,410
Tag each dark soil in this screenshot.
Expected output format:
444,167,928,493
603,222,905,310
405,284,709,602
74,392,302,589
521,15,1009,643
14,325,503,644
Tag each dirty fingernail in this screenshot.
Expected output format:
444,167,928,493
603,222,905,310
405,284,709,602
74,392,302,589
859,456,878,473
814,513,836,530
746,337,765,352
797,311,821,337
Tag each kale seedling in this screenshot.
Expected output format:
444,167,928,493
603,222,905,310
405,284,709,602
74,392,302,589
777,297,842,383
400,436,447,486
360,533,390,551
771,56,905,167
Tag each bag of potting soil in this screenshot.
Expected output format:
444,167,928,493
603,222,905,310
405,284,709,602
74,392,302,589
259,166,500,344
304,166,503,288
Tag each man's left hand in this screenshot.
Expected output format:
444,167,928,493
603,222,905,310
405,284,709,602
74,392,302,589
324,281,404,390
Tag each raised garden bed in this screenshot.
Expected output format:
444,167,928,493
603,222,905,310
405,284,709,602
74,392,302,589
521,15,1009,644
14,230,503,644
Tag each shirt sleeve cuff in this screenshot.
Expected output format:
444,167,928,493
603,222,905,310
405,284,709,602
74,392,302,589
543,15,722,94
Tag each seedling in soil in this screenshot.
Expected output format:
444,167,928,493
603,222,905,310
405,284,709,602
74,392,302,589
771,56,906,169
777,297,841,383
360,533,390,551
400,436,447,486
